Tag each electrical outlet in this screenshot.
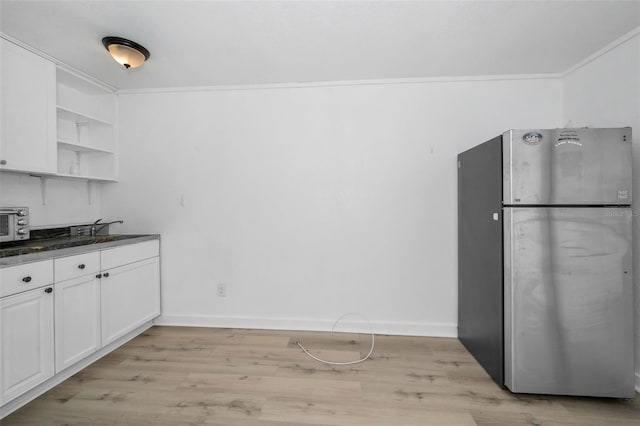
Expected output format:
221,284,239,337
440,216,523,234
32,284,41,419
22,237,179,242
217,283,227,297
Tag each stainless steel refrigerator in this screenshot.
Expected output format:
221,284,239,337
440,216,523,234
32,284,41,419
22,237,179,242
458,127,634,398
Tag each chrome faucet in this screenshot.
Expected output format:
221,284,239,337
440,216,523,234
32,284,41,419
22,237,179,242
91,219,124,236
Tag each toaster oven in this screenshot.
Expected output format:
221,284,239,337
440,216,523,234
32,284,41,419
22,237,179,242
0,207,30,242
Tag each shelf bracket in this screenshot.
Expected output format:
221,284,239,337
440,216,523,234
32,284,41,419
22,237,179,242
30,174,47,205
87,180,93,205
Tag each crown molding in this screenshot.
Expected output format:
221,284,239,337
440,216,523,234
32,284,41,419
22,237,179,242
0,32,117,93
561,26,640,78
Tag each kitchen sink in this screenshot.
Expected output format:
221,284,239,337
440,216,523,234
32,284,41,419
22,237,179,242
49,234,142,249
0,234,145,257
83,234,142,244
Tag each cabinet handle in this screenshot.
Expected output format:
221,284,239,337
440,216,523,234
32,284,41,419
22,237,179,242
22,276,32,283
0,160,6,165
96,273,102,279
44,287,53,294
103,272,110,278
78,264,86,269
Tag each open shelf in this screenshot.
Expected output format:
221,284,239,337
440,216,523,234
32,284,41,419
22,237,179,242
57,146,115,181
57,140,113,154
57,106,112,126
55,172,117,183
55,67,117,182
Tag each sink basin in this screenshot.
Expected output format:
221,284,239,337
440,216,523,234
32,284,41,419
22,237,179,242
0,235,145,258
48,234,141,249
84,234,142,244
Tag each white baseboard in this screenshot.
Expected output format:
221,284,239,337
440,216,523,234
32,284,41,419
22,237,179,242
154,314,458,338
636,371,640,394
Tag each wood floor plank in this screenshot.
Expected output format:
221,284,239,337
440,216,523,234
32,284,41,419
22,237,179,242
260,398,478,426
3,326,639,425
179,372,362,403
117,356,281,376
212,344,363,365
128,328,291,349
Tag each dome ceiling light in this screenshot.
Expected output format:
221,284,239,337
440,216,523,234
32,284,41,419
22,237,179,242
102,36,150,69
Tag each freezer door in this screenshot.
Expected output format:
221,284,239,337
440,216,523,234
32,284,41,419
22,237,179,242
504,207,634,397
503,128,632,205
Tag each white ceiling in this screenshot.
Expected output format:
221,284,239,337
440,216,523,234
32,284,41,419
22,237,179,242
1,1,639,90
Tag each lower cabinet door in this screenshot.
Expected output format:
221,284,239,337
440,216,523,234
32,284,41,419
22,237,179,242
54,275,101,373
0,286,54,405
101,257,160,346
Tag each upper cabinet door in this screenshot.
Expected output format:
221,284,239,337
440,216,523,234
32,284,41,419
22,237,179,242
0,39,56,174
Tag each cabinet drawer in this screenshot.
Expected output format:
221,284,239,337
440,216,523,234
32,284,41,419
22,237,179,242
55,251,100,282
101,239,159,271
0,260,54,298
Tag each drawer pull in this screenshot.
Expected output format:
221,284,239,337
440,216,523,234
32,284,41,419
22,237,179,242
22,276,32,283
44,287,53,294
103,272,110,278
96,273,102,279
78,264,86,269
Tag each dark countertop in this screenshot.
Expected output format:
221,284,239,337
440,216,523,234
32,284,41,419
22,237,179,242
0,234,160,267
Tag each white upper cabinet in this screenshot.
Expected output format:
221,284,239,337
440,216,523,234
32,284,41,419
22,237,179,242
0,39,118,182
0,39,57,174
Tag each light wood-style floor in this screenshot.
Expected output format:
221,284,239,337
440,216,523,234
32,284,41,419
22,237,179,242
4,326,639,425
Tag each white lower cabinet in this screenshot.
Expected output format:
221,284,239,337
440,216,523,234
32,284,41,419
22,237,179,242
54,274,101,373
0,238,160,415
53,251,101,373
101,257,160,346
0,286,55,405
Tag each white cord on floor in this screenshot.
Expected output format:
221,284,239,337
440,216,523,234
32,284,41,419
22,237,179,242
296,313,375,365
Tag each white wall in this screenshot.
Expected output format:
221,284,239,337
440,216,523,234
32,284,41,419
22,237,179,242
0,173,100,228
101,77,562,335
562,33,640,390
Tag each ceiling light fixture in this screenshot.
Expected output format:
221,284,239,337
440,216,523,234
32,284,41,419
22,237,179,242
102,36,150,69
